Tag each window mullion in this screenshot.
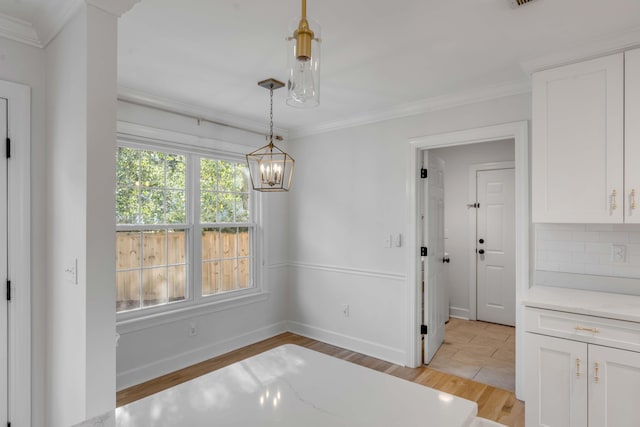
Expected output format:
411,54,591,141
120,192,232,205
191,154,203,303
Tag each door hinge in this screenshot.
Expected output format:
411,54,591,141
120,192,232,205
6,280,10,301
420,324,428,334
420,168,427,178
420,246,427,256
5,137,10,159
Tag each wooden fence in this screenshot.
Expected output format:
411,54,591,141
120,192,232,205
116,230,250,311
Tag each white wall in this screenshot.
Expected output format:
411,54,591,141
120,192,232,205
287,93,531,364
45,4,119,425
0,37,46,427
115,102,290,390
431,140,515,319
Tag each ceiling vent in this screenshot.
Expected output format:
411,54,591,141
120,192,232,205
509,0,537,7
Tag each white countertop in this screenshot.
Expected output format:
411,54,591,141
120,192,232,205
523,286,640,323
115,344,478,426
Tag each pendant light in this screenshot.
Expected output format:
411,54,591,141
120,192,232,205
246,79,295,192
286,0,321,108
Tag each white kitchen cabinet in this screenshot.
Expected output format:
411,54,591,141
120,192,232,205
625,48,640,223
524,287,640,427
532,53,624,223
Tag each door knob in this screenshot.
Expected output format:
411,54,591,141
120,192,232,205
478,238,485,244
478,249,485,255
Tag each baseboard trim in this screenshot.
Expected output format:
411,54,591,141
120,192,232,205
449,307,470,320
116,321,288,391
286,321,406,366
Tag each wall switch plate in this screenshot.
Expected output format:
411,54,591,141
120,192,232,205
383,235,392,248
64,258,78,285
612,244,628,263
394,234,402,247
342,304,350,317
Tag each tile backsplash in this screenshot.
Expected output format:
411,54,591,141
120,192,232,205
536,224,640,278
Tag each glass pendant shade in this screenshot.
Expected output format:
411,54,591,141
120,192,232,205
286,17,321,108
246,143,294,192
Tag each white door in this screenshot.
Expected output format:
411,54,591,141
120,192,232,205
589,344,640,427
476,168,515,326
0,98,7,424
525,333,588,427
422,150,445,363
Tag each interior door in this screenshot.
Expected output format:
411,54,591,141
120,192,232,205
476,168,515,326
0,98,7,424
422,150,445,363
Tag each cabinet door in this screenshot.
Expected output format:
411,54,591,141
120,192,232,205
625,48,640,223
525,333,588,427
532,54,624,223
589,345,640,427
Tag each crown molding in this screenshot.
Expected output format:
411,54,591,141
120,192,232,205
521,26,640,74
30,0,83,48
117,86,289,140
0,12,41,47
287,80,532,139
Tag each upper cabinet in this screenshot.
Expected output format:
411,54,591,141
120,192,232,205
532,52,629,223
625,49,640,223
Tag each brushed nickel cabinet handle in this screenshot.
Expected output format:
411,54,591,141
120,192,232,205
612,189,618,210
632,189,637,210
594,362,600,383
576,358,581,378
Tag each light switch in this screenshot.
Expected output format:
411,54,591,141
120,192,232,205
65,258,78,285
394,234,402,247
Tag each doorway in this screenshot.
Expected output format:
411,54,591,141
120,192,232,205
407,121,529,400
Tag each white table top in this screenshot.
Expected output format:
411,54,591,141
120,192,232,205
523,285,640,323
115,344,478,426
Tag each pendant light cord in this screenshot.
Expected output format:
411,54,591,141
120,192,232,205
269,86,274,146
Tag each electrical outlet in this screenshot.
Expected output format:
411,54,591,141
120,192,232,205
612,244,628,263
188,322,197,337
64,258,78,285
342,304,350,317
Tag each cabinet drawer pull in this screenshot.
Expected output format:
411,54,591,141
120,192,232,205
632,189,637,210
576,357,581,378
575,326,600,333
612,189,618,210
594,362,600,383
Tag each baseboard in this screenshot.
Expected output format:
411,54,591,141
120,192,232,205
449,306,470,320
286,321,406,366
116,321,288,391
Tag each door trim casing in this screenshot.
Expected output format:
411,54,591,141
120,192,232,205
406,121,529,400
0,79,32,425
468,161,515,322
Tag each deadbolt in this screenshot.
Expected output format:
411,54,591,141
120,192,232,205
478,238,485,244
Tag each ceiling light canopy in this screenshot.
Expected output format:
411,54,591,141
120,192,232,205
246,79,295,192
286,0,321,108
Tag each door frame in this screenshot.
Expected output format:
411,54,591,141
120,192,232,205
0,80,32,425
406,121,529,400
468,161,515,322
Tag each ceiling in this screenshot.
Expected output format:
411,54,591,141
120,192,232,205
1,0,640,134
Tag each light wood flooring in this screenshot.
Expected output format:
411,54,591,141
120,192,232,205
117,332,524,426
429,318,516,392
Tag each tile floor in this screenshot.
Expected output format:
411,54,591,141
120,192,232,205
428,317,515,392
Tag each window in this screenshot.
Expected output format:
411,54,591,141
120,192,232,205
116,144,256,315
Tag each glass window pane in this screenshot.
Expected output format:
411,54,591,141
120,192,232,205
117,147,140,186
165,153,186,189
220,228,237,259
216,192,234,222
140,189,165,224
217,161,235,192
168,265,186,302
143,231,167,267
238,227,249,257
116,270,140,312
167,230,186,265
201,228,220,261
143,267,168,307
220,259,237,292
235,193,249,222
140,150,165,188
235,163,250,193
116,187,139,225
165,190,186,224
116,231,141,269
202,261,219,296
200,192,216,223
238,258,250,289
200,158,218,191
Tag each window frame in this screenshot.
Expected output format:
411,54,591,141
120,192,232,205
115,132,264,324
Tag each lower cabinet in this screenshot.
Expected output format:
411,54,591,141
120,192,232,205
525,332,640,427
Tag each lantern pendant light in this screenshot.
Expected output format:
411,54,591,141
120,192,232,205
286,0,321,108
246,79,295,192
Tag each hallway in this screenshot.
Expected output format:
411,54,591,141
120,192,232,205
428,318,515,392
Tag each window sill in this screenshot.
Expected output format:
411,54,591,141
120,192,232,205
116,290,270,334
